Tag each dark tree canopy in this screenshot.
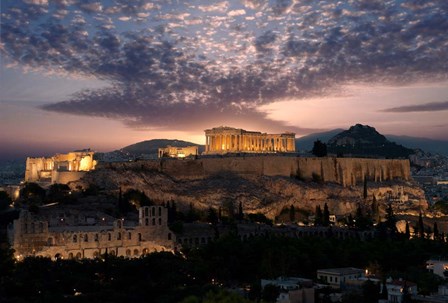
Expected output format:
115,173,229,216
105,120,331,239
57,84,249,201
323,203,330,226
312,140,328,157
0,191,12,211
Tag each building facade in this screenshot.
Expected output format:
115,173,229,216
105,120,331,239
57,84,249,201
204,126,295,154
8,206,175,260
385,279,417,303
158,145,198,158
427,259,448,279
25,150,97,185
317,268,365,288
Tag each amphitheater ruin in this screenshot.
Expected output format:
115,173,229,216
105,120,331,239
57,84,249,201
8,206,175,260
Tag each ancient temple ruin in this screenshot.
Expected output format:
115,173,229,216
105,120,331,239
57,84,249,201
25,150,97,185
204,126,295,154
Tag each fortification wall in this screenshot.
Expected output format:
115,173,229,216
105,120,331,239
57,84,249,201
97,156,410,187
52,171,88,184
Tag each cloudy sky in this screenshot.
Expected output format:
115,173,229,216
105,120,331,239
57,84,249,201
1,0,447,159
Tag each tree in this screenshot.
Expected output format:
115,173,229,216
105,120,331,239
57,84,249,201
362,280,380,303
371,195,379,223
433,222,439,240
207,207,218,224
355,203,372,230
312,140,327,157
46,183,71,203
347,213,355,227
405,221,410,239
323,203,330,226
202,290,253,303
123,189,152,209
20,183,45,201
385,203,397,234
167,200,177,223
418,212,425,238
186,202,200,222
289,205,296,222
0,191,12,211
118,187,133,215
363,176,368,200
261,284,280,303
315,205,323,226
237,201,244,220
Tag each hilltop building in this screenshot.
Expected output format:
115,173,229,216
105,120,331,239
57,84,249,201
25,150,97,185
204,126,295,154
158,145,198,158
8,206,175,260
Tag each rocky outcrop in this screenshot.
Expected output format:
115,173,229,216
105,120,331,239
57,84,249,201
96,156,410,187
73,156,424,219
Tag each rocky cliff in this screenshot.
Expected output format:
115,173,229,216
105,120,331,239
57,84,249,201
72,156,425,219
95,156,410,186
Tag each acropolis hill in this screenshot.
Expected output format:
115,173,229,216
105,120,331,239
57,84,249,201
74,155,425,218
26,126,426,218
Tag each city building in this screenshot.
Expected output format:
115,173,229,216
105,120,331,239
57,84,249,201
204,126,295,154
8,206,175,260
427,259,448,279
385,278,417,303
261,277,315,303
158,145,198,158
25,150,97,185
316,268,365,288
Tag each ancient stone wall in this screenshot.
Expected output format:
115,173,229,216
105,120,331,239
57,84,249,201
24,151,97,184
52,171,88,184
96,156,410,187
9,206,175,260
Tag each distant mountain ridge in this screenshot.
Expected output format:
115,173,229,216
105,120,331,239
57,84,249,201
122,139,204,156
296,125,448,156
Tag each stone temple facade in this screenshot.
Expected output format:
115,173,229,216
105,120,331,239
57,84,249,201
8,206,175,260
25,150,97,185
204,126,295,154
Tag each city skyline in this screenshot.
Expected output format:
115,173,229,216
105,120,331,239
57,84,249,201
1,0,448,160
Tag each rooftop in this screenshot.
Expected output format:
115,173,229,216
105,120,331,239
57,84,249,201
317,267,364,275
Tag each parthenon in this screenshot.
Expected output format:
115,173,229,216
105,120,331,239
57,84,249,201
204,126,295,154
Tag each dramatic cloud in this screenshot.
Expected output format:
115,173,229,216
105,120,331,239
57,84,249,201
1,0,448,131
381,101,448,113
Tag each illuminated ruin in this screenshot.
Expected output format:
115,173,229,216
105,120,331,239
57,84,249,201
204,126,295,154
25,150,97,185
